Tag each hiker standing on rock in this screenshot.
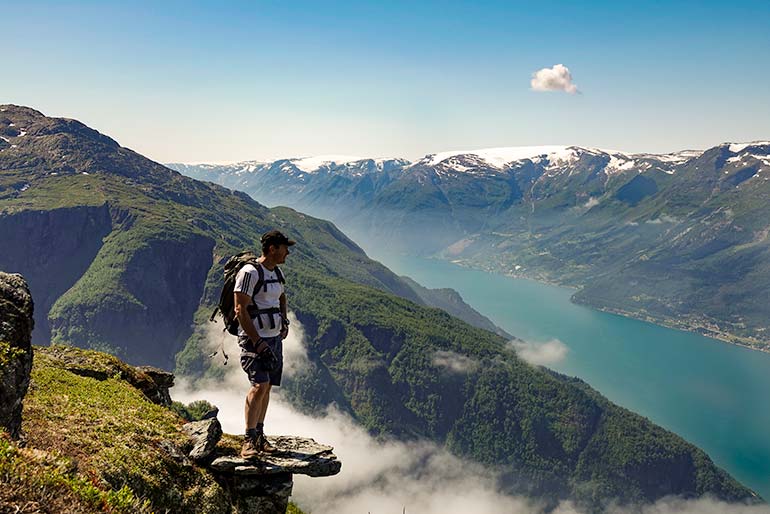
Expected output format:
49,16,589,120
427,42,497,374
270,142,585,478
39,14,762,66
233,230,294,458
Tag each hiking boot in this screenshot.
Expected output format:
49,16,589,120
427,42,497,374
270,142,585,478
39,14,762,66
258,433,277,454
241,437,259,459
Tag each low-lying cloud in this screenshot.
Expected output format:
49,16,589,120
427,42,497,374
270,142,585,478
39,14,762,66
174,315,768,514
531,64,579,94
509,338,569,366
432,349,478,374
646,214,679,225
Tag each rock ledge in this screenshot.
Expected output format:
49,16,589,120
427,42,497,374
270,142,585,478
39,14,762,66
180,419,341,514
210,436,342,477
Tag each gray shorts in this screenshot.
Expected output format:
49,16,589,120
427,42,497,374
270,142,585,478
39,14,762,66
238,335,283,386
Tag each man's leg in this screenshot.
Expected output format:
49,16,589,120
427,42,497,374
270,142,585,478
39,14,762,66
254,383,276,452
256,383,272,424
245,382,270,430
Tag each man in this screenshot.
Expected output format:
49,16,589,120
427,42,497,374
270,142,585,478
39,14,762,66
233,229,295,458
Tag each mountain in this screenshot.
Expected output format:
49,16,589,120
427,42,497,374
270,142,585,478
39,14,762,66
0,105,759,510
168,142,770,351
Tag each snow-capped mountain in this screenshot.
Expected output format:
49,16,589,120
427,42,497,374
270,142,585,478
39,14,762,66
166,141,770,350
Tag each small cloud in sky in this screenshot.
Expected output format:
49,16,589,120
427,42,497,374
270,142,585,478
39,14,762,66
531,64,579,94
509,338,569,366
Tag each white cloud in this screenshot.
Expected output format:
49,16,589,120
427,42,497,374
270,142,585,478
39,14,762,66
509,338,569,366
531,64,579,94
645,214,679,225
584,197,600,209
173,318,766,514
432,350,478,374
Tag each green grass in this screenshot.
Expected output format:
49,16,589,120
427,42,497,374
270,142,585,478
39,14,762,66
11,345,230,513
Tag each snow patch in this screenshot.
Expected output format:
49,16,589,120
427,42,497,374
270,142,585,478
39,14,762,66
20,183,30,192
729,141,770,153
17,130,26,137
424,146,572,168
290,155,364,173
286,155,403,175
546,147,582,168
176,160,245,166
606,155,637,173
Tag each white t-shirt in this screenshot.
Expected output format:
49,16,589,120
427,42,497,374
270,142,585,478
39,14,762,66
233,263,284,338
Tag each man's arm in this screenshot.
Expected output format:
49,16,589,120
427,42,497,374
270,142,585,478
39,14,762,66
279,292,289,339
234,292,267,351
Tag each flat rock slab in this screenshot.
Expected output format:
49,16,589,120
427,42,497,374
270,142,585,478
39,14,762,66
210,436,341,477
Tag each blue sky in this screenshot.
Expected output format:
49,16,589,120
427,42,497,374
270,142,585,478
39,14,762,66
3,0,769,162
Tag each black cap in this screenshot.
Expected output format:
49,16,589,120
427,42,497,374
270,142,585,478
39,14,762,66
261,229,296,247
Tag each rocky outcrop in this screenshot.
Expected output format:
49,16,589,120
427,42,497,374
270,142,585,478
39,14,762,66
135,365,175,406
180,419,341,514
0,272,34,438
42,344,174,406
182,418,223,462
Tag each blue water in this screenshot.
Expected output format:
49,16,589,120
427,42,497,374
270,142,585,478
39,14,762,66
370,250,770,500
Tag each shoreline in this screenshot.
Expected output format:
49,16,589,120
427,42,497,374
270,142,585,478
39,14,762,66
580,304,770,355
442,257,770,355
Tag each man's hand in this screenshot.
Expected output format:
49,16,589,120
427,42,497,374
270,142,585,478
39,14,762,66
280,313,289,340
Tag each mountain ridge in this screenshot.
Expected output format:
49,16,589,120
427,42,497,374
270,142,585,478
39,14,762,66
168,139,770,352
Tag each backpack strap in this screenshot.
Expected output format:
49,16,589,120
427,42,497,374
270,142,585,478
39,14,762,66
247,262,283,329
253,261,265,293
247,306,281,329
255,263,283,293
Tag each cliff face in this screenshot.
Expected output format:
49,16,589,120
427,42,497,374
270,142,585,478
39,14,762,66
0,203,214,369
0,272,33,438
0,205,111,344
48,229,215,369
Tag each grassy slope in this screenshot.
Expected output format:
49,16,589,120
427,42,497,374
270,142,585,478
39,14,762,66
0,345,309,513
3,345,224,513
